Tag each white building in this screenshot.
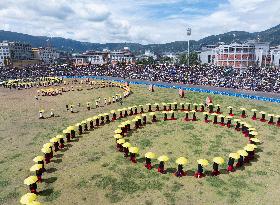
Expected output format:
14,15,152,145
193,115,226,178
198,41,280,68
0,41,11,66
32,47,59,64
271,46,280,66
110,47,134,64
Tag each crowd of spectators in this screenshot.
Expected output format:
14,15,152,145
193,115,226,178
0,64,279,93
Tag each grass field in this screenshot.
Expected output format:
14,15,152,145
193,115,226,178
0,80,280,205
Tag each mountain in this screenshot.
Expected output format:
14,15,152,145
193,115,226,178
0,24,279,54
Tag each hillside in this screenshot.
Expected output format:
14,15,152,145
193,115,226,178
0,24,279,54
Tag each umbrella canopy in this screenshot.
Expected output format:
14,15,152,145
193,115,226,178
203,112,209,115
244,146,254,152
75,123,81,127
197,159,209,166
211,113,218,116
215,104,220,107
117,139,125,144
149,112,156,116
145,152,156,159
251,109,258,112
30,164,43,172
114,134,123,139
268,114,274,117
129,147,139,154
233,119,241,122
247,144,257,149
184,111,189,113
218,115,225,118
227,106,233,109
41,147,51,154
193,103,198,106
63,129,70,134
158,155,169,162
50,137,59,143
229,153,240,159
213,157,225,165
240,107,247,111
20,193,37,204
248,127,256,131
226,116,233,119
27,201,42,205
39,110,44,113
176,157,188,165
80,121,87,124
190,110,196,113
56,134,64,139
250,138,260,143
249,131,258,136
114,129,122,134
43,143,52,148
118,124,125,128
33,156,44,162
110,110,116,114
122,142,132,148
259,111,266,114
24,176,38,185
237,150,248,157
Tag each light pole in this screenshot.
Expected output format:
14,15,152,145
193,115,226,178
187,28,191,66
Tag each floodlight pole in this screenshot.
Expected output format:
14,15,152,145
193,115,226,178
187,28,191,66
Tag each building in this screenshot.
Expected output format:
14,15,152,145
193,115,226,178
109,47,135,64
9,41,33,61
32,47,59,64
271,46,280,67
198,40,280,68
72,47,135,66
0,41,11,66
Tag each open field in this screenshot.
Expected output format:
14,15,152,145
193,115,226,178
0,81,280,205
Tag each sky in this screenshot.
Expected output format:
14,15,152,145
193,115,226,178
0,0,279,44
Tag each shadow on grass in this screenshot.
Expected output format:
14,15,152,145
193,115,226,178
185,170,195,176
46,167,57,174
44,177,58,184
138,157,146,163
166,167,177,174
55,154,63,158
52,159,62,164
38,188,54,196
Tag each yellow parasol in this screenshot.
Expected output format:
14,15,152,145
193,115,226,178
122,142,132,148
114,134,123,139
145,152,157,159
240,107,247,110
237,150,248,157
176,157,188,165
211,113,218,116
41,147,51,154
251,109,258,112
33,156,44,162
50,138,59,143
117,139,125,144
110,110,116,114
27,201,42,205
227,106,233,109
30,164,43,172
250,138,260,143
244,146,254,152
56,134,64,139
229,153,240,159
247,144,257,149
63,129,70,134
259,111,266,114
24,176,38,185
213,157,224,165
226,116,233,119
114,129,122,134
129,147,139,154
197,159,209,166
203,112,209,115
215,104,220,107
20,193,37,204
43,143,52,148
233,119,241,122
249,131,258,136
158,155,169,162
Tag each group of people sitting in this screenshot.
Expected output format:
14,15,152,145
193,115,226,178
1,63,279,93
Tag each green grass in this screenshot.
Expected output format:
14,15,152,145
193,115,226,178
1,81,280,205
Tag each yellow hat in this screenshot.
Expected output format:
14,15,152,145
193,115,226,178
30,164,43,172
33,156,44,162
229,153,240,159
158,155,169,162
129,147,139,154
24,176,38,185
237,150,248,157
122,142,132,148
197,159,209,166
145,152,156,159
20,193,37,204
213,157,224,165
116,139,125,144
176,157,188,165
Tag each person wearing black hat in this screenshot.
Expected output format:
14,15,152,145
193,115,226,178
175,164,185,177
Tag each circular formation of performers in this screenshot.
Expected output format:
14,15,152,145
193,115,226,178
20,98,279,204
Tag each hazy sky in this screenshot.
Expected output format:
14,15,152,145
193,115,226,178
0,0,279,44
